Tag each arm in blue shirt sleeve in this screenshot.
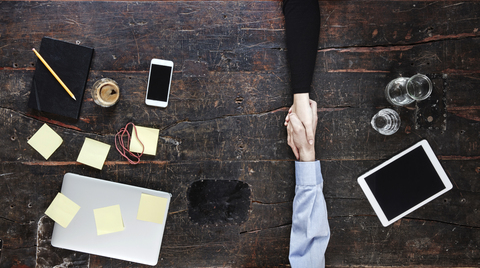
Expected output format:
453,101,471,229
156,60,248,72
289,160,330,268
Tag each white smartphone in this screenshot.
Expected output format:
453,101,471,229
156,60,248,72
145,59,174,108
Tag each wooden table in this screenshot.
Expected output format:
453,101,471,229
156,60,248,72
1,1,480,267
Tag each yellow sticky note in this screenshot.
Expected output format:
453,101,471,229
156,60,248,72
28,124,63,160
129,126,160,156
77,138,111,170
137,193,168,224
45,193,80,228
93,205,125,235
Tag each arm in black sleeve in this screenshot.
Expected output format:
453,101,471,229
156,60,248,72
283,0,320,94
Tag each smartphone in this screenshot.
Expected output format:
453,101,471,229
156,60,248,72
145,59,174,108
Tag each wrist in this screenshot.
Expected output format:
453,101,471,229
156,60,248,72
293,93,309,105
299,146,315,162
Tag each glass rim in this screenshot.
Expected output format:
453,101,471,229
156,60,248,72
384,77,414,106
370,108,401,135
406,74,432,101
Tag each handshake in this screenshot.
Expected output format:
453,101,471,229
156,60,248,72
284,95,318,162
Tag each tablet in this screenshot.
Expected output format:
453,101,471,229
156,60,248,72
357,140,452,227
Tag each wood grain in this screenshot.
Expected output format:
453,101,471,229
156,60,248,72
0,1,479,267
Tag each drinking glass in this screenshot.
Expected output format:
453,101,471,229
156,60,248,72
92,78,120,107
371,108,401,135
385,77,414,106
406,74,432,101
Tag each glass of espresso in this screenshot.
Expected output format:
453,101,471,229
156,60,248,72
92,78,120,107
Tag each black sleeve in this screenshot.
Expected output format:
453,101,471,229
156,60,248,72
283,0,320,94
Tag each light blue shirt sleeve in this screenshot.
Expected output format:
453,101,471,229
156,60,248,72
289,160,330,268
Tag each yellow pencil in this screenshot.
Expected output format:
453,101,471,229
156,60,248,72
32,48,76,101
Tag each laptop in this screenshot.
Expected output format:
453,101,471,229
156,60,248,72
51,173,171,266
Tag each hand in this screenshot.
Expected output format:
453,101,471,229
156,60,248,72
284,96,318,156
286,100,318,162
290,93,316,145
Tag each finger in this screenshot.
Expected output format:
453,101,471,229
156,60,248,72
290,114,310,147
289,136,300,160
309,99,318,121
293,109,314,145
289,113,304,135
289,113,302,128
309,99,318,136
305,124,315,145
293,146,300,160
289,137,300,160
288,113,305,160
309,99,317,115
287,119,300,160
284,113,290,126
287,120,293,145
287,134,300,160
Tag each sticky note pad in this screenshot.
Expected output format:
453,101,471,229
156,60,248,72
45,192,80,228
130,126,160,156
77,138,111,170
93,205,125,235
28,123,63,160
137,193,168,224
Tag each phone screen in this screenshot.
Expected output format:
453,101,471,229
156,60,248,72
147,64,172,102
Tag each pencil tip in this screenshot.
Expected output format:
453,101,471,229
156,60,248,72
72,96,77,101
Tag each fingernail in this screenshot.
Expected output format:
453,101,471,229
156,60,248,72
309,140,314,145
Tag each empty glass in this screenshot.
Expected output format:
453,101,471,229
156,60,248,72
385,77,414,106
406,74,432,101
371,108,401,135
385,75,432,106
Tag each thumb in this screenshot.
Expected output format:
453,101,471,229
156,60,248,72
305,125,315,145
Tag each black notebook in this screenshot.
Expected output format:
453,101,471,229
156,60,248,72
28,37,94,119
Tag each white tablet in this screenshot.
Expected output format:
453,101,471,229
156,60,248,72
357,140,452,227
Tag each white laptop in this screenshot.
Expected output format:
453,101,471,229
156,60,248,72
51,173,171,266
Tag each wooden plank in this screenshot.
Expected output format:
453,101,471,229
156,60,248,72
320,1,480,48
0,69,292,132
1,69,480,134
446,74,480,122
1,103,479,164
327,217,480,267
0,1,285,71
1,1,480,72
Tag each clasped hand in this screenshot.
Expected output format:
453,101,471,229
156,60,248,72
285,97,318,162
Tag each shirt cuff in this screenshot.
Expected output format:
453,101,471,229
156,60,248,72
295,160,322,186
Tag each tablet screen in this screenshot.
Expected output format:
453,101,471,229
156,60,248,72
364,146,446,220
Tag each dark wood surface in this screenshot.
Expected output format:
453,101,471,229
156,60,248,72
1,1,480,267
